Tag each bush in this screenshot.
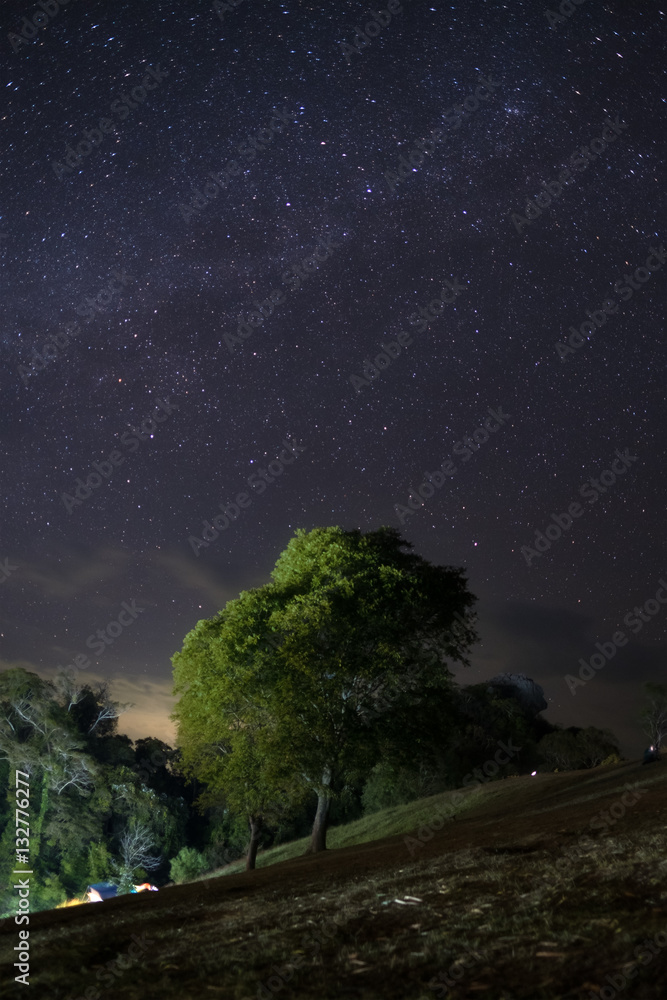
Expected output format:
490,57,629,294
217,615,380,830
362,761,444,815
169,846,209,884
32,873,68,912
204,809,253,863
87,841,113,883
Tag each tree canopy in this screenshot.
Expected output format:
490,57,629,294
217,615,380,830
172,526,478,858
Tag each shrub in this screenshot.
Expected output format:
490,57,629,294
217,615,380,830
169,846,209,884
87,841,113,883
32,873,68,912
362,761,444,814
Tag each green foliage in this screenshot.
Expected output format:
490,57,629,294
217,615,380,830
203,807,250,867
117,871,136,895
32,873,68,912
362,761,445,814
169,846,210,883
172,526,478,853
59,849,89,898
172,594,311,832
88,841,113,882
105,766,188,873
0,666,196,910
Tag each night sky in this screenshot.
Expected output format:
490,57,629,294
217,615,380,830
1,0,665,756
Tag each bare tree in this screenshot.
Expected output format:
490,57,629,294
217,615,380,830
119,820,162,874
11,696,49,736
88,681,132,733
640,682,667,750
53,669,85,712
44,744,96,795
39,724,97,794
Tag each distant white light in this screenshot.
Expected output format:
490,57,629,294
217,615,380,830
531,771,537,776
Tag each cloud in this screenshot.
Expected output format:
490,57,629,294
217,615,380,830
106,672,177,744
0,656,49,679
147,547,238,610
20,543,133,604
18,541,244,614
31,662,177,745
452,598,662,756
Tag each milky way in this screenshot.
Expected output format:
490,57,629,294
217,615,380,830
1,0,665,752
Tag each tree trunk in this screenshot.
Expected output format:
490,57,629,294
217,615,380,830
246,815,262,870
305,768,332,854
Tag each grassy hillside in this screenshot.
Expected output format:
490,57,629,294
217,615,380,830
212,780,486,876
2,759,666,1000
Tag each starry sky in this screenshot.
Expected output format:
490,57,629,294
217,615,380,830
1,0,665,756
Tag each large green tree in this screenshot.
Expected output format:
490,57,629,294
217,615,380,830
172,599,307,870
172,526,477,855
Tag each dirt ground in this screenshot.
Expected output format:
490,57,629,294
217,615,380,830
2,759,666,1000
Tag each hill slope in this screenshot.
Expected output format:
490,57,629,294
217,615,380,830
2,759,666,1000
